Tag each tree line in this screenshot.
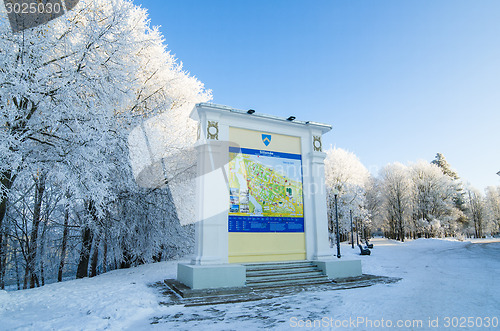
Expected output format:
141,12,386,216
325,149,500,244
0,0,210,290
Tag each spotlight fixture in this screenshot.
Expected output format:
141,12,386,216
287,116,296,121
247,109,255,114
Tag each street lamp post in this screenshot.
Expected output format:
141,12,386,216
356,218,359,246
333,188,341,258
350,210,354,249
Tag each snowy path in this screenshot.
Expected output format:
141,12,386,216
1,239,499,330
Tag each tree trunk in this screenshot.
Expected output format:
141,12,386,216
58,203,70,282
120,240,132,269
399,215,405,242
0,231,3,290
28,173,45,288
90,235,100,277
77,200,101,279
102,212,111,273
120,253,132,269
0,230,6,290
23,263,29,289
102,230,108,273
40,220,47,286
153,245,164,263
0,170,15,290
76,226,93,279
14,240,20,290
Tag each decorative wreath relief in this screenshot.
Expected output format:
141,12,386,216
207,121,219,140
313,136,322,152
3,0,80,33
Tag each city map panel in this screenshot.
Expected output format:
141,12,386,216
228,147,304,232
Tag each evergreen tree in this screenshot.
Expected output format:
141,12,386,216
431,153,459,180
431,153,466,213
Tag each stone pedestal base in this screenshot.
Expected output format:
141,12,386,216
314,259,362,279
177,263,246,289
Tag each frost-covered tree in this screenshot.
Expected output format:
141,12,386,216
0,0,210,287
324,147,370,244
409,161,462,238
466,188,485,238
365,176,384,236
369,159,497,241
431,153,467,211
431,153,459,180
0,0,140,285
379,163,414,242
484,186,500,236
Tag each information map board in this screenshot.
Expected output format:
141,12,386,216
228,147,304,232
228,122,304,236
227,127,307,262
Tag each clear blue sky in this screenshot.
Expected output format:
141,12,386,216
136,0,500,191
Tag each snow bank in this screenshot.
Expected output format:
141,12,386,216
1,240,499,330
0,260,185,330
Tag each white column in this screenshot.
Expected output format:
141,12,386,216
191,141,229,265
309,151,333,260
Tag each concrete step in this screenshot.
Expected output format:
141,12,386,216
243,260,333,289
246,266,319,277
161,275,402,306
244,260,312,267
247,273,328,285
247,270,324,282
246,276,332,289
244,261,316,272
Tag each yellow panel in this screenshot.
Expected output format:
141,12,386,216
227,127,305,263
228,233,306,263
229,127,301,154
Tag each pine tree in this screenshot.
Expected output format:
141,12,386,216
431,153,466,214
431,153,459,179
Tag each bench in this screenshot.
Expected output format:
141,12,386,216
365,241,374,249
358,244,371,255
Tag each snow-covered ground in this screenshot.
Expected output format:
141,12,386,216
1,238,499,330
